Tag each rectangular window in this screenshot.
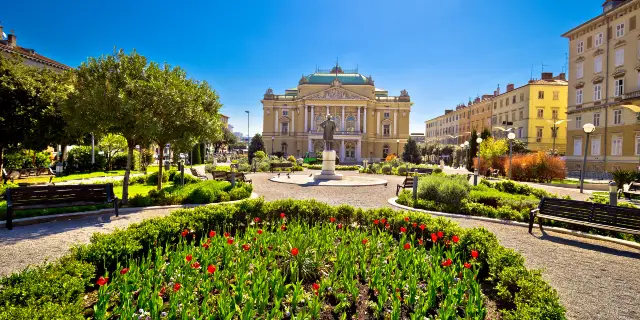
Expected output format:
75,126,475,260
616,22,625,38
281,122,289,134
537,108,544,119
576,62,584,79
615,48,625,66
591,136,601,156
552,109,559,119
594,113,600,126
512,111,516,122
594,56,603,73
576,116,582,129
614,109,622,124
636,135,640,155
594,84,602,100
519,110,524,120
384,112,390,118
536,128,543,142
538,91,544,99
576,88,583,104
612,135,623,156
282,110,288,116
577,41,584,54
553,91,559,100
499,115,503,124
492,116,497,125
494,102,497,109
512,96,516,104
506,98,509,106
595,32,603,46
574,137,583,156
383,124,390,135
517,127,523,138
615,79,624,97
500,100,503,107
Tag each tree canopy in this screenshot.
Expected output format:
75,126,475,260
401,138,422,164
98,134,127,170
248,134,266,163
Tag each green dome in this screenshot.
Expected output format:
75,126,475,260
304,73,368,85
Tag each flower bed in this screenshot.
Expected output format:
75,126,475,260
306,164,360,171
0,199,564,319
360,163,441,176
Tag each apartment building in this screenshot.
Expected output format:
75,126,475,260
424,73,568,153
563,0,640,172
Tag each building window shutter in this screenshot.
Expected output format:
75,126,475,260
587,36,593,49
631,16,637,31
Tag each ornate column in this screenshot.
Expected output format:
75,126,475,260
356,139,361,162
326,105,329,116
341,106,345,132
274,108,278,134
304,105,308,133
363,107,367,134
394,110,398,136
308,139,312,153
311,105,315,131
341,139,345,161
377,110,381,135
291,109,295,136
356,107,361,133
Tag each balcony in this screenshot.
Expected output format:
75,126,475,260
623,89,640,100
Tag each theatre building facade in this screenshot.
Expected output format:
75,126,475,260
261,65,413,163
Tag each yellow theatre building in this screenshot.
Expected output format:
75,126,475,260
261,65,413,163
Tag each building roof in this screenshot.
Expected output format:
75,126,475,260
0,40,71,71
303,73,368,85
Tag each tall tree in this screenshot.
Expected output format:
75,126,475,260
248,134,265,163
66,49,153,203
131,61,221,189
481,128,491,140
467,130,478,171
402,138,422,164
98,134,127,170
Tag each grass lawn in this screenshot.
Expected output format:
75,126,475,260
14,170,142,184
113,183,172,199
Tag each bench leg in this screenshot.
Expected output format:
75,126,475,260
538,218,544,232
396,185,400,196
114,197,119,217
528,212,534,233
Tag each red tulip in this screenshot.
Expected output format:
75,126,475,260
431,233,438,242
181,229,189,237
207,264,216,274
404,217,409,222
464,262,471,269
437,231,444,239
254,217,261,223
281,224,287,231
452,235,459,243
471,250,479,259
120,268,129,275
224,232,230,238
385,223,390,229
257,229,263,235
280,212,286,219
209,230,216,237
191,262,201,269
330,217,336,223
312,282,320,291
373,219,379,225
206,238,211,244
419,224,426,231
403,243,411,250
291,247,299,256
400,227,406,233
227,238,234,245
96,276,108,286
202,242,210,249
185,254,193,262
159,286,166,296
337,223,343,229
418,238,423,245
412,222,417,228
173,283,181,292
242,244,250,251
381,218,387,224
362,238,368,245
441,258,452,267
252,237,257,242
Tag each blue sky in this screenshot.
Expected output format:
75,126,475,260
3,0,605,136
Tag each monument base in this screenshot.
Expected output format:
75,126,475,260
313,150,343,181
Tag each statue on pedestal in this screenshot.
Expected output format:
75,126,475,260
319,114,337,151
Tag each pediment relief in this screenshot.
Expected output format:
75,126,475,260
575,81,586,89
575,56,585,63
381,118,392,124
614,39,627,48
612,69,627,78
591,76,604,84
593,48,605,57
278,116,291,122
303,87,369,101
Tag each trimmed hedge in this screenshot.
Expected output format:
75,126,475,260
306,164,360,170
0,199,565,319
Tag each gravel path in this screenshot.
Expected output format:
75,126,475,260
0,170,637,319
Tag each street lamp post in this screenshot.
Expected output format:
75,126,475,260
464,140,469,169
459,144,465,169
271,136,275,155
476,137,483,172
580,123,596,193
474,137,483,185
508,132,516,180
396,139,400,156
245,111,250,143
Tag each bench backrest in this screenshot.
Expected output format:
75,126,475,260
6,184,114,211
272,162,293,168
403,177,414,186
212,171,229,179
539,197,640,230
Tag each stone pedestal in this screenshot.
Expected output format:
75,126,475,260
314,150,343,180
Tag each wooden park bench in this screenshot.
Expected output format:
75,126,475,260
490,169,500,179
528,197,640,235
212,171,229,181
410,168,433,175
270,162,293,173
620,182,640,200
4,184,119,230
190,167,209,180
235,172,252,184
396,176,415,196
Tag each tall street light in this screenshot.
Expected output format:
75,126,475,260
548,119,568,156
464,140,470,169
507,132,516,180
476,137,483,175
396,139,400,156
580,123,596,193
459,144,465,169
271,136,275,155
245,111,250,144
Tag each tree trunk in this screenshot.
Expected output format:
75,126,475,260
122,142,134,204
62,145,69,161
157,142,166,190
32,150,37,167
0,146,4,173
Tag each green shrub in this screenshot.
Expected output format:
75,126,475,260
186,186,219,203
238,163,251,172
381,164,392,174
170,172,199,185
612,169,638,189
145,170,169,185
397,166,408,176
417,174,470,211
434,167,443,174
66,146,107,172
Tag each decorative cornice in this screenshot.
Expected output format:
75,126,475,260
614,39,627,49
591,76,604,84
612,69,627,78
575,81,586,89
575,56,585,63
593,48,605,57
303,87,369,101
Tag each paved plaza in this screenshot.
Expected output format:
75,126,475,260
0,170,637,319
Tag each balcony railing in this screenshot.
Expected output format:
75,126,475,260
623,89,640,100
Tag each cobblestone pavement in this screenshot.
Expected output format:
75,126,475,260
0,170,637,319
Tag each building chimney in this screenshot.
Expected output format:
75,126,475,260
541,72,553,80
482,94,493,100
506,83,515,92
493,90,497,96
7,30,16,47
555,73,566,81
496,85,501,96
474,97,480,103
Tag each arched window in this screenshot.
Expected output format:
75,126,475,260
281,142,288,155
382,144,390,158
345,141,356,160
332,115,341,131
346,116,356,132
315,115,324,133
